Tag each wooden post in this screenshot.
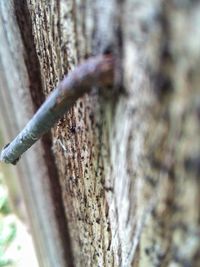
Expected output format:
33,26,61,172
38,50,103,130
0,0,199,266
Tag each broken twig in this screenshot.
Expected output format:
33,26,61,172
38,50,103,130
0,54,114,164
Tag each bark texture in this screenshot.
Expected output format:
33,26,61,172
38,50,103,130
1,0,200,267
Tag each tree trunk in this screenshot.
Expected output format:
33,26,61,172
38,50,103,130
0,0,200,267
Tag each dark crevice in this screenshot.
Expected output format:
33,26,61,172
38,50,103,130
72,0,80,61
13,1,74,266
14,0,44,110
152,2,174,100
114,0,124,89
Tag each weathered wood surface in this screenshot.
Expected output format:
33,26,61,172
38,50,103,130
0,0,200,266
0,1,72,267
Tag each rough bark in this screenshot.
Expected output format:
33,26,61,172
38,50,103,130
1,0,200,267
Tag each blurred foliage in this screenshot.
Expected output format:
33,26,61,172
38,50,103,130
0,173,15,267
0,173,38,267
0,127,14,266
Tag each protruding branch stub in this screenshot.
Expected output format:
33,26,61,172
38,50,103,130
0,54,114,165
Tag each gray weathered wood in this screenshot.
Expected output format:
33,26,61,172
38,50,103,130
0,1,73,266
1,0,200,267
